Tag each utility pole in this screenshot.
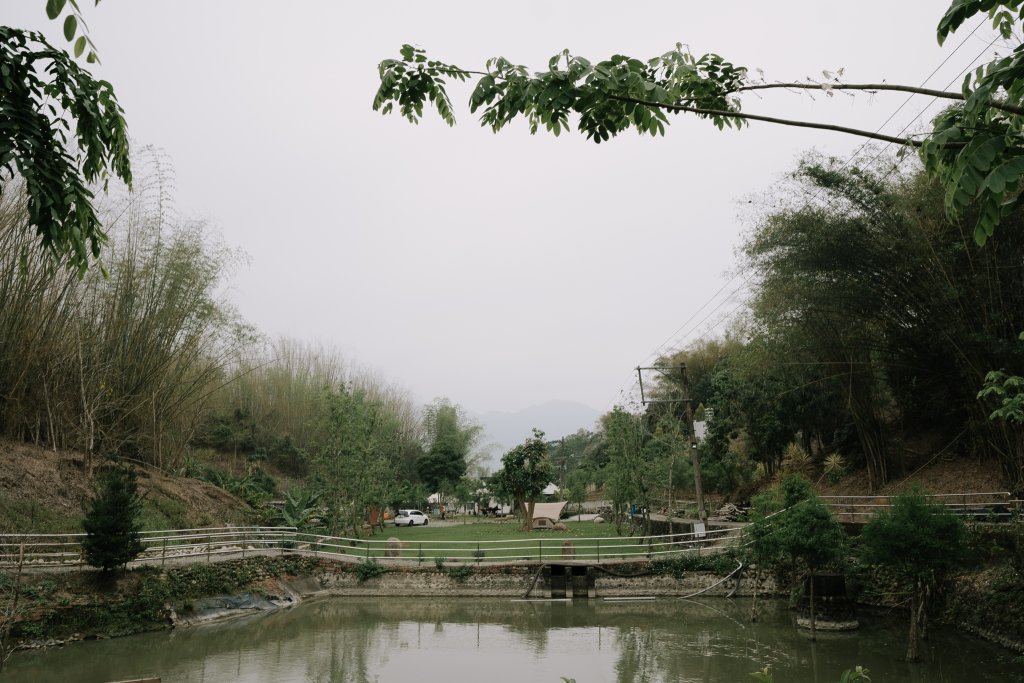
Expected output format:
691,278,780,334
680,364,707,523
636,364,707,524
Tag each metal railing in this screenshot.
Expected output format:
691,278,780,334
0,526,297,569
0,524,744,569
820,492,1021,522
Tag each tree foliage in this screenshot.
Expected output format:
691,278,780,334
81,464,145,572
743,159,1024,489
417,398,482,497
0,21,130,273
493,428,552,530
861,488,967,581
977,330,1024,424
315,386,404,537
860,488,967,660
375,2,1024,244
926,1,1024,244
747,476,845,638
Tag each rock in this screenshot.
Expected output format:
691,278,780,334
553,522,567,531
384,537,404,558
593,516,605,523
560,540,576,558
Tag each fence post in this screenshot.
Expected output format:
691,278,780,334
207,533,212,563
162,537,167,568
366,539,370,560
418,543,422,566
597,539,601,564
476,542,481,565
242,529,247,559
537,539,542,563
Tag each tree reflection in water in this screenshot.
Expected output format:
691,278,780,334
1,597,1018,683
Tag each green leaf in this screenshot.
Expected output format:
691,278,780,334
984,156,1024,195
969,136,1005,172
63,14,77,41
73,35,86,58
46,0,68,20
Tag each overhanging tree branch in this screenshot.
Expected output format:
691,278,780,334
376,0,1024,243
608,95,938,147
737,82,1024,117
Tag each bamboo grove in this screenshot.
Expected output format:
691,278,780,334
638,156,1024,494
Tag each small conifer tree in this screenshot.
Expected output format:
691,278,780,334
82,465,145,571
861,488,966,662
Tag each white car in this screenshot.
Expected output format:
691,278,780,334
395,509,429,527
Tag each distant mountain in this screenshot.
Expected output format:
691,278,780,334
472,400,601,471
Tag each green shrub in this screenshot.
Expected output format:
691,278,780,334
649,552,740,578
967,523,1024,572
355,559,386,582
446,564,474,583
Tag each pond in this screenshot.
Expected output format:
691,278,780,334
2,597,1019,682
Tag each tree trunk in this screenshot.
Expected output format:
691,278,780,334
845,361,888,491
0,545,25,672
522,500,535,531
809,571,817,642
906,579,920,662
920,581,930,641
750,567,760,622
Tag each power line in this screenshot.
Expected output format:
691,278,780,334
642,17,993,364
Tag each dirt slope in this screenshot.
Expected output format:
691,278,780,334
815,453,1008,497
0,439,251,532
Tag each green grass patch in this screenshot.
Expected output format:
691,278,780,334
0,493,81,533
351,520,672,563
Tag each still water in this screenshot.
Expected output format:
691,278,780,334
3,597,1021,683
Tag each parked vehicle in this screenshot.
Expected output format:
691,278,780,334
394,509,429,527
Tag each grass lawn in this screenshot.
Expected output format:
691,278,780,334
335,518,670,563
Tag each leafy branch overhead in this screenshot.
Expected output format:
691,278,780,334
46,0,102,64
0,0,129,273
0,27,130,273
374,2,1024,245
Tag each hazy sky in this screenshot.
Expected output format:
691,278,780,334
6,1,1000,415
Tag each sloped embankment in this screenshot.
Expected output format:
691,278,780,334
0,439,250,532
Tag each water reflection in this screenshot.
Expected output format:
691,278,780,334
2,597,1018,683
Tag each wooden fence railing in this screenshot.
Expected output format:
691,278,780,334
821,492,1021,523
0,524,743,570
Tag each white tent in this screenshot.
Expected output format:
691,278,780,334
531,501,567,521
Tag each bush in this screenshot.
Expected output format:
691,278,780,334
446,564,474,583
355,559,386,582
649,552,740,578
